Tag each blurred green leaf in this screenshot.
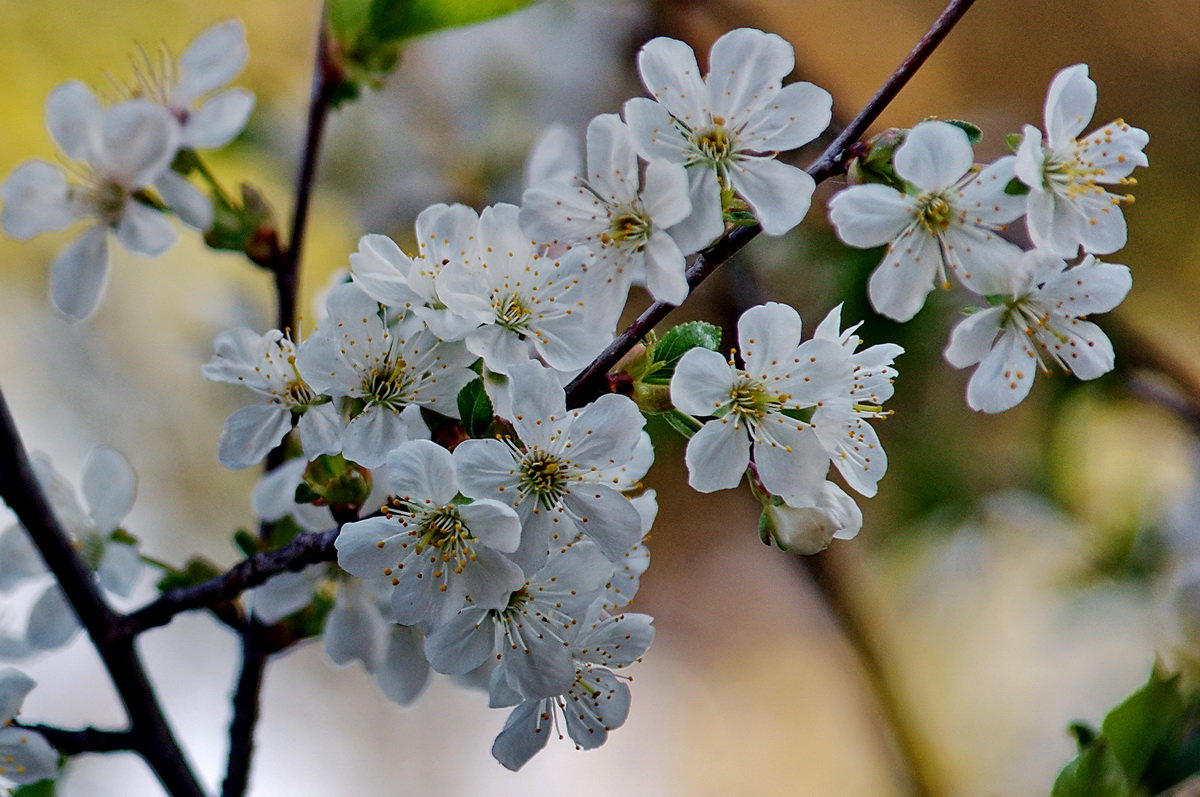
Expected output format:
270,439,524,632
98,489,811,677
1101,666,1185,783
156,556,224,592
643,321,722,385
11,781,56,797
367,0,533,43
1052,738,1131,797
1004,177,1031,196
944,119,983,144
457,378,495,438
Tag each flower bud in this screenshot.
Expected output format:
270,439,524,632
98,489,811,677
758,483,863,555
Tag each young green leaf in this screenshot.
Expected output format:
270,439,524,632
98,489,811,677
457,378,495,438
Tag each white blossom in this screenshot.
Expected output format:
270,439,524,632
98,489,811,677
671,302,850,507
944,249,1131,413
1014,64,1148,258
203,327,343,470
336,440,525,629
455,361,651,572
521,113,694,305
827,121,1025,322
0,669,57,786
761,482,863,555
2,82,180,321
624,27,832,240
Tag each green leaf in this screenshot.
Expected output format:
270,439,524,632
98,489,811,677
233,529,260,559
329,0,374,39
661,409,702,439
1005,132,1025,153
367,0,534,44
156,556,224,593
644,321,722,385
12,781,56,797
457,378,495,438
1101,666,1186,783
944,119,983,145
1052,738,1132,797
1004,177,1030,196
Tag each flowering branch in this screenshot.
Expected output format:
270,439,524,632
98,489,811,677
13,723,135,756
0,389,205,797
565,0,979,407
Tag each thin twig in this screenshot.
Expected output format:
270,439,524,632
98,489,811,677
0,390,205,797
14,722,135,756
565,0,980,408
121,529,338,636
220,622,269,797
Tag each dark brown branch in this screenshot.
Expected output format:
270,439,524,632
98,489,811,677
565,0,979,408
220,623,269,797
0,390,204,797
14,722,135,756
121,529,338,636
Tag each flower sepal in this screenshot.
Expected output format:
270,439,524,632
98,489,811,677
297,454,373,519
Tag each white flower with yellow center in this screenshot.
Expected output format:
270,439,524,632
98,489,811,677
436,203,613,375
624,27,832,241
520,113,693,306
203,327,343,469
1014,64,1148,258
297,283,476,468
827,121,1026,322
671,302,851,507
944,249,1131,413
336,440,524,629
0,669,57,787
2,82,179,321
455,361,651,572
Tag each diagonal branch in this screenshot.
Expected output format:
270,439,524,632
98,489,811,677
565,0,979,408
0,389,205,797
14,722,135,756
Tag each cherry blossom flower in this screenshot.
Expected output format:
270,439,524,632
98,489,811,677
760,481,863,555
0,670,57,787
454,361,651,572
1014,64,1148,258
2,82,180,321
336,440,525,628
296,283,475,468
670,302,850,507
827,121,1025,322
521,113,693,305
491,612,654,770
436,203,614,375
944,249,1131,413
624,27,832,240
203,327,343,469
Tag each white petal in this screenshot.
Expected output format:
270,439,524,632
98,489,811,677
1044,64,1096,145
738,302,803,376
894,121,972,192
1050,318,1115,381
671,347,736,417
944,307,1003,368
754,421,827,506
585,114,638,204
50,225,110,322
216,403,292,470
564,394,645,466
623,97,690,163
827,184,916,248
26,585,80,651
1074,190,1127,255
341,407,414,469
641,158,691,230
349,233,422,308
866,227,939,322
82,446,136,534
0,669,36,722
385,440,459,505
667,167,724,254
741,81,832,152
98,100,179,187
0,725,58,785
324,582,385,671
729,157,813,236
376,625,430,706
957,156,1026,225
0,527,46,592
506,360,568,442
297,403,344,459
966,331,1037,413
685,419,749,492
156,171,213,230
116,201,177,256
637,36,709,128
454,439,518,504
940,223,1024,294
1026,186,1081,258
492,699,551,771
562,486,643,563
250,567,319,623
176,19,249,107
97,541,143,598
183,88,255,149
524,124,581,188
707,28,793,122
424,607,495,675
1013,124,1049,191
641,229,688,305
563,668,630,749
1,161,75,239
457,499,522,554
1042,258,1132,316
46,80,102,160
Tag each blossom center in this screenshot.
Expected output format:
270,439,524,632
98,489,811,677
916,194,955,233
602,210,652,249
416,506,476,569
363,360,412,407
493,292,533,333
690,121,735,168
518,450,572,508
728,376,781,421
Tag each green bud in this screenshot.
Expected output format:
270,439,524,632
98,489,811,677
846,127,908,190
301,454,373,516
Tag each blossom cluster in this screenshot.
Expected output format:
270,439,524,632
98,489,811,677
828,65,1146,412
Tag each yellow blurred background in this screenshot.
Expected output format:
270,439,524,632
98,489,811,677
2,0,1199,794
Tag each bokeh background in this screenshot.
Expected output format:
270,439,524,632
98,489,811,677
2,0,1200,794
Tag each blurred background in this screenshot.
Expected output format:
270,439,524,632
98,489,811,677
2,0,1199,794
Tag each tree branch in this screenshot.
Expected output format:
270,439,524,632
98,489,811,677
565,0,979,408
0,390,205,797
13,722,135,756
220,623,269,797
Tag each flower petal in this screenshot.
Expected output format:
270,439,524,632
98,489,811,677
944,306,1003,368
116,201,177,256
46,80,101,160
1,161,75,239
966,331,1037,413
183,88,255,150
1044,64,1095,144
375,625,430,706
741,81,832,152
729,157,813,236
894,121,972,192
156,171,213,230
637,36,709,128
866,227,939,322
82,446,136,534
666,167,724,254
827,184,916,248
685,418,749,493
50,225,110,322
385,439,459,506
98,100,179,187
216,403,292,470
671,347,736,417
738,301,803,377
26,585,80,651
707,28,793,123
175,19,249,107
